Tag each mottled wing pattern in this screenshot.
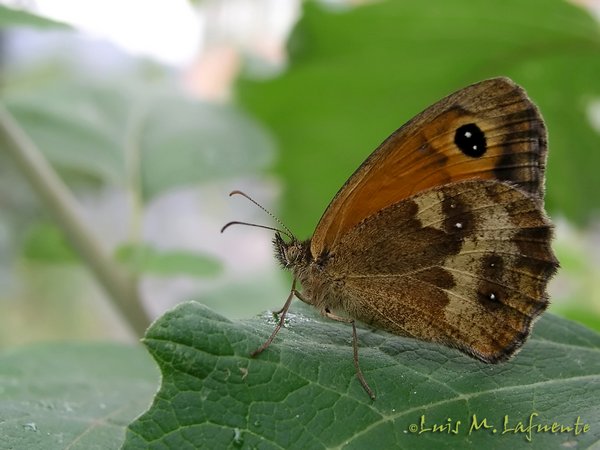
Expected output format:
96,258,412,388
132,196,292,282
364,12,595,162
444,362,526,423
327,180,558,362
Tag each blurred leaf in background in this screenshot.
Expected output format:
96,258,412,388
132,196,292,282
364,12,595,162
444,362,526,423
0,3,286,345
5,81,275,198
0,4,69,29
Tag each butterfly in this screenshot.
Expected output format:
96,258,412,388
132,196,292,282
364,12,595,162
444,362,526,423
223,77,559,399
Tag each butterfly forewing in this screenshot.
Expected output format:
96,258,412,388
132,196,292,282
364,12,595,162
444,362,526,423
310,77,547,259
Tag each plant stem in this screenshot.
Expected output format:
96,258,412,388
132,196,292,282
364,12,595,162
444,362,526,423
0,105,151,337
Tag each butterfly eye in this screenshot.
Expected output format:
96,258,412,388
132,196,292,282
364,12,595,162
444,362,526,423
454,123,487,157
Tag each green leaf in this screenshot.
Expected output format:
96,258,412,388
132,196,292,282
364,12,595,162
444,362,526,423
124,301,600,449
116,243,222,277
22,222,77,263
0,342,159,450
5,79,275,201
553,305,600,334
239,0,600,233
0,5,71,29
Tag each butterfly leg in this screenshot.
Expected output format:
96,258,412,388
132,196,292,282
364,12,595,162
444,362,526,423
251,278,299,357
324,309,376,400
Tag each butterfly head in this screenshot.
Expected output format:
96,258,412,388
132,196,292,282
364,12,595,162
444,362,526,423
273,233,308,270
223,190,308,270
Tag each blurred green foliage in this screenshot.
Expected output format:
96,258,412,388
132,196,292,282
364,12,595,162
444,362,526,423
116,243,222,277
2,53,275,284
0,4,70,29
22,222,77,263
1,5,279,344
5,82,275,201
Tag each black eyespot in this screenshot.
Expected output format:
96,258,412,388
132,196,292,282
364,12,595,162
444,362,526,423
454,123,486,157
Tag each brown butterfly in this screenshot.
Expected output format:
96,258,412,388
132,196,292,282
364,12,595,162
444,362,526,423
223,77,559,400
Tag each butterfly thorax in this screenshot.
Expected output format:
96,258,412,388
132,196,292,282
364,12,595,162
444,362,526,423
273,233,338,311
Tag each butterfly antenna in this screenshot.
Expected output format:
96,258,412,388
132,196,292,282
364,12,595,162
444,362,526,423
222,190,296,240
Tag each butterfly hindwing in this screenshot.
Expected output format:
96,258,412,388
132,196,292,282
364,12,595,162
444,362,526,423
322,180,558,362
